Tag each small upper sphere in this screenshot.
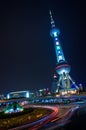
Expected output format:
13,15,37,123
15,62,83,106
50,28,60,37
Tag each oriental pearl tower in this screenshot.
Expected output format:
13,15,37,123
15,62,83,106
49,11,78,94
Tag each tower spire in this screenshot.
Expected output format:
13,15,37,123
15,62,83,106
49,10,55,28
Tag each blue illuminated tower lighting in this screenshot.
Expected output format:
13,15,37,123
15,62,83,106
49,10,79,94
49,10,65,63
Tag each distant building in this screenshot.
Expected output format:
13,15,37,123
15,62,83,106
0,94,4,100
7,90,29,99
36,88,51,97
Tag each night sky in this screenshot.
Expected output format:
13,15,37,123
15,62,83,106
0,0,86,95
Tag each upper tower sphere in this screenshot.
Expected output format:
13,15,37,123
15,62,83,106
50,28,60,37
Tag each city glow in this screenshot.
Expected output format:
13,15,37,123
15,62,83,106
61,91,67,95
70,90,76,94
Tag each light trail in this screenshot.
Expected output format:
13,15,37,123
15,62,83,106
9,105,59,130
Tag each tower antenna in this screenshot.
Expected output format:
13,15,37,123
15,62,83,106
49,10,55,28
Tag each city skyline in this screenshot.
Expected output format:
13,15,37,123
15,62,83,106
0,0,86,94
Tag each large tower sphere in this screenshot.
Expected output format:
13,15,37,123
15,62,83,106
56,63,71,75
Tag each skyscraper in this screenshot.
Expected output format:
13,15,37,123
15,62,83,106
49,11,78,95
